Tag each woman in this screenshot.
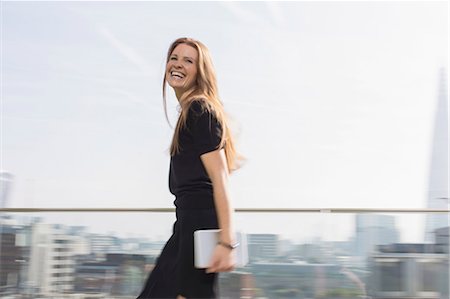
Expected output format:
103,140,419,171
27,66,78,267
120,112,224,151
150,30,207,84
137,37,242,299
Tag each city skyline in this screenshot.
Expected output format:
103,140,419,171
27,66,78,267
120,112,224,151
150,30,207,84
1,213,448,298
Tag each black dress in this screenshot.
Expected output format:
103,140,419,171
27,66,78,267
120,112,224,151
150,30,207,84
137,100,223,299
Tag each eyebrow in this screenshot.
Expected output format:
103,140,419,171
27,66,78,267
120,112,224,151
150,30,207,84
170,54,196,61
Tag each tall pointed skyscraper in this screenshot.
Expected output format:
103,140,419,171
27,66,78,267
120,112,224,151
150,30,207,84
425,67,449,242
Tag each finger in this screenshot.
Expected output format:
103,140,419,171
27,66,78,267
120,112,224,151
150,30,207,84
206,261,219,273
215,266,224,272
213,262,225,272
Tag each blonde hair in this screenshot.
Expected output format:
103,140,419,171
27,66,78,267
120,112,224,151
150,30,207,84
163,37,243,172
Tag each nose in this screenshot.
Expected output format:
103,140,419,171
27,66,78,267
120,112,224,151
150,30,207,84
174,61,183,69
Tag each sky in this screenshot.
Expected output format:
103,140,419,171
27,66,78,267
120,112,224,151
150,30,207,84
1,1,448,243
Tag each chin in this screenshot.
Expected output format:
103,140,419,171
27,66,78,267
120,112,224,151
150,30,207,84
167,81,180,88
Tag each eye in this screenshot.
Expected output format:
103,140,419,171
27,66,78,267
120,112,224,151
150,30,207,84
170,56,177,61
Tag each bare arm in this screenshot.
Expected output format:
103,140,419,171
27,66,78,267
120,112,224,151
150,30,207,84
200,148,235,245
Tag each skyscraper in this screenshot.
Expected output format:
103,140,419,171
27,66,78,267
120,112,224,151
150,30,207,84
0,172,14,209
354,214,399,265
425,67,449,242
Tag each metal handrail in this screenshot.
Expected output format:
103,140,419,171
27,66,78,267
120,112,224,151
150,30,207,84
0,208,449,213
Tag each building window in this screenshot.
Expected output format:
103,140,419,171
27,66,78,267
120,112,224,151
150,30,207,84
379,260,405,292
417,260,439,292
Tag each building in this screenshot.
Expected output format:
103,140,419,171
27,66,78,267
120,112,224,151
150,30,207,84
0,171,14,209
354,214,399,265
425,67,449,241
247,234,279,262
434,226,449,254
0,224,28,295
368,241,449,298
88,233,122,254
27,222,88,295
74,253,147,296
249,262,365,298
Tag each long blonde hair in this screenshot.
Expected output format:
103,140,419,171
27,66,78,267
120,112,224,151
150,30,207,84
163,37,243,173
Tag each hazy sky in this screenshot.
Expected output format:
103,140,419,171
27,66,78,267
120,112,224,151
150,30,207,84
1,1,448,242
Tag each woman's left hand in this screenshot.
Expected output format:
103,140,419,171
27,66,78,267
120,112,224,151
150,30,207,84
205,244,236,273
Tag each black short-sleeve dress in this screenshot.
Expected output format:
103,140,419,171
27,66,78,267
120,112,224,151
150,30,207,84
137,100,223,299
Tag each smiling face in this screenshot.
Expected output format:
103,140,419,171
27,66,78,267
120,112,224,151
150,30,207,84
166,43,199,100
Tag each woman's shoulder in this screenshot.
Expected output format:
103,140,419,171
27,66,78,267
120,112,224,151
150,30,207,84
187,98,214,117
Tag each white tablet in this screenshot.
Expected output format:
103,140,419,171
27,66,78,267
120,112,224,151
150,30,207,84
193,229,248,269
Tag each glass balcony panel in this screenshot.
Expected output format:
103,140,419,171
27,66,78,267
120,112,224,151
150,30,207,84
0,211,448,298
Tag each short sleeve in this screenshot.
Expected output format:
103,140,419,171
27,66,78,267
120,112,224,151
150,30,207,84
188,101,223,156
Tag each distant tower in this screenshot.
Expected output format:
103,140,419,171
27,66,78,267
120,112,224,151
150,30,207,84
355,214,399,263
0,171,14,208
425,67,449,242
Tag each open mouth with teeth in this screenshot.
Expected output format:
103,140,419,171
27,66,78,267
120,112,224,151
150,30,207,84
170,71,185,79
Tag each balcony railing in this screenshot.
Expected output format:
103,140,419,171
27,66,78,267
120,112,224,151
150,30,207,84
1,208,449,213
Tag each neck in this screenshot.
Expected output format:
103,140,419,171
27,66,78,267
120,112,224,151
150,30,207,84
175,88,184,102
175,87,195,105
